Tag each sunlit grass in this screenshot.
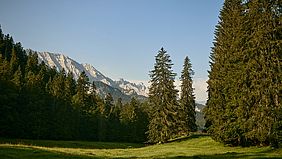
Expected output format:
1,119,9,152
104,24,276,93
0,135,281,158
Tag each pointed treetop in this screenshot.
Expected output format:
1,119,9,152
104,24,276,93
0,24,3,40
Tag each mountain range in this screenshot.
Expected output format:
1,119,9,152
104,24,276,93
28,50,205,113
26,50,147,102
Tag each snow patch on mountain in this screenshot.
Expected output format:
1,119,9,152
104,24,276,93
37,51,85,80
115,78,147,96
82,63,114,87
34,50,148,97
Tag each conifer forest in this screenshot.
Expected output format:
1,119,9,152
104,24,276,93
0,0,282,150
0,29,196,143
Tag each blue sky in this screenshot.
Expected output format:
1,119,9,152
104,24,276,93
0,0,224,102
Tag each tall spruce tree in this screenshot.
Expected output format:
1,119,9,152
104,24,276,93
49,70,65,99
242,0,282,146
204,0,250,145
205,0,282,146
64,72,76,101
180,56,197,134
104,93,114,117
72,71,90,111
147,48,180,143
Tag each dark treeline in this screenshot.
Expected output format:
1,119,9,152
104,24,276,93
0,27,197,143
0,27,148,142
204,0,282,147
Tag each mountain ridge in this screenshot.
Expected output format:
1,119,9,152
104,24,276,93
28,49,204,112
27,50,148,102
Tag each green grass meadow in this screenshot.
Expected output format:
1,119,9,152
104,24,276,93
0,135,281,159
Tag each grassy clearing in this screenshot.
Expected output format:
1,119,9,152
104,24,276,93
0,135,281,159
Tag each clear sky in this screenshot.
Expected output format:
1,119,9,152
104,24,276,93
0,0,224,102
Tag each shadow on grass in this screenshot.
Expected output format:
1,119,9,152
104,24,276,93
166,147,282,159
168,152,281,159
0,146,101,159
169,150,282,159
0,138,144,149
0,146,281,159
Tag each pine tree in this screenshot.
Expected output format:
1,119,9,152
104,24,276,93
50,70,66,99
242,0,282,146
96,93,114,141
114,97,122,117
64,72,76,101
25,52,39,75
104,93,114,117
25,71,37,89
3,34,14,61
204,0,248,145
10,48,19,73
147,47,180,143
72,71,90,110
106,97,122,142
120,98,137,124
0,25,3,41
86,81,98,114
14,42,27,68
0,58,11,80
11,66,23,88
180,56,197,134
205,0,282,146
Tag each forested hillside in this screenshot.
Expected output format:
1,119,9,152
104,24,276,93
0,27,148,142
0,27,199,144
